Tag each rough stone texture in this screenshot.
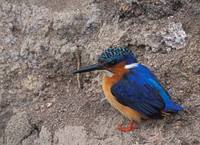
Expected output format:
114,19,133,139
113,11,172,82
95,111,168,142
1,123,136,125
161,22,187,49
5,112,35,145
54,126,87,145
0,0,200,145
33,127,52,145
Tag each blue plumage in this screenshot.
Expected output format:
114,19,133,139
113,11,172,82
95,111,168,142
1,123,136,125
111,64,183,118
73,47,184,131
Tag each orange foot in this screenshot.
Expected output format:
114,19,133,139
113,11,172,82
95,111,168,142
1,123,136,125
117,121,136,132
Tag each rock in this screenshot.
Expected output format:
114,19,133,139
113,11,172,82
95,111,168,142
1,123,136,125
151,47,160,53
161,22,187,49
22,75,43,91
34,126,52,145
0,137,3,145
166,47,172,52
46,102,52,108
192,65,200,74
54,126,87,145
5,112,33,145
22,130,38,145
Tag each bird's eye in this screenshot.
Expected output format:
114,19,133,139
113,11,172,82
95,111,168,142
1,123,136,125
108,61,117,66
110,61,116,64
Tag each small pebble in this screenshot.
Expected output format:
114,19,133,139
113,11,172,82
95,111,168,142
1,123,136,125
46,102,52,108
166,47,172,52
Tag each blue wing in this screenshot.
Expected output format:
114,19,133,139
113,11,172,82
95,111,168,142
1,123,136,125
111,64,183,118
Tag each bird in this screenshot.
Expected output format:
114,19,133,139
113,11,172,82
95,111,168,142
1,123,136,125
73,47,183,132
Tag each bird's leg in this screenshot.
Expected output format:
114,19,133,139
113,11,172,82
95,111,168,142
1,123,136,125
117,121,136,132
161,111,171,117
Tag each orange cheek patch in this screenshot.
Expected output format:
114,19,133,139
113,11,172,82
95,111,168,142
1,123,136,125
110,61,128,76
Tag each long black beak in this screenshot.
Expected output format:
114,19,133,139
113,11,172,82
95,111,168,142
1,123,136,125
72,63,104,74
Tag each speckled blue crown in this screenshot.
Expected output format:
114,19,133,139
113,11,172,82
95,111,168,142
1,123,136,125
98,48,137,64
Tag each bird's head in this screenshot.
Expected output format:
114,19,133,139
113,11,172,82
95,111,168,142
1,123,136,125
73,47,137,75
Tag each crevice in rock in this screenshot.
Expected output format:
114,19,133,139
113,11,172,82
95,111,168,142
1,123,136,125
19,117,42,145
19,128,37,145
19,129,37,145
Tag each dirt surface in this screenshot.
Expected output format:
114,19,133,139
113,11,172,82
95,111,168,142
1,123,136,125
0,0,200,145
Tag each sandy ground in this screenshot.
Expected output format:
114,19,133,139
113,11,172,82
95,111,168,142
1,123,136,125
0,0,200,145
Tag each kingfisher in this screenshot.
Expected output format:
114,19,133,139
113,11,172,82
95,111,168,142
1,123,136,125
73,47,183,132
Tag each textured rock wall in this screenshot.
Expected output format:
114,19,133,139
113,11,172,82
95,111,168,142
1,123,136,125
0,0,200,145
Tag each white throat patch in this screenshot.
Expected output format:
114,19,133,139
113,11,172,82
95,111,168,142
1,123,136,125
124,63,139,69
104,70,113,77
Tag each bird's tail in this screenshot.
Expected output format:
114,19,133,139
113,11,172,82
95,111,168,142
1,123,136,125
164,101,184,113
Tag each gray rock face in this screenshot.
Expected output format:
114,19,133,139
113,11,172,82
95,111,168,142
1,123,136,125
54,126,87,145
1,0,200,145
5,112,33,145
32,127,52,145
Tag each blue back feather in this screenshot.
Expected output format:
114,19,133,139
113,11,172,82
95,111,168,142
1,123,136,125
111,64,183,118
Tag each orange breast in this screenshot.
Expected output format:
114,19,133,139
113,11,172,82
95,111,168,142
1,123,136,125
102,62,142,123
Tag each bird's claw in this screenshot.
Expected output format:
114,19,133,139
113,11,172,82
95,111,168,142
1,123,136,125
117,121,136,132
